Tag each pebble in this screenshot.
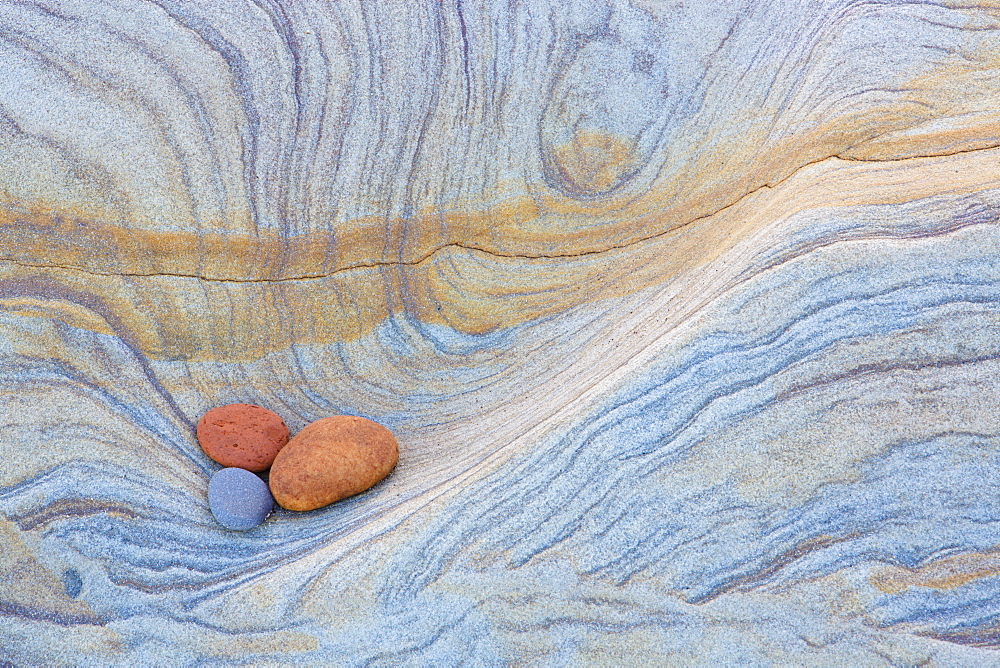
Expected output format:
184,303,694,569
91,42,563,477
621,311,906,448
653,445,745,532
197,403,289,472
269,415,399,511
208,467,274,530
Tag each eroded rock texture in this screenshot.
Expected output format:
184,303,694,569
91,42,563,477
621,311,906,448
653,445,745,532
2,1,1000,663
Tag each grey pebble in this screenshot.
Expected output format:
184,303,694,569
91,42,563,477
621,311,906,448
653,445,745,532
208,467,274,530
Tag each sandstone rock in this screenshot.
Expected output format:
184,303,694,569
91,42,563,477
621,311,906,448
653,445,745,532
196,404,289,472
269,416,398,511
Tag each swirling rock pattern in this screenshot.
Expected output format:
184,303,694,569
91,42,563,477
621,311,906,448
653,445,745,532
2,0,1000,664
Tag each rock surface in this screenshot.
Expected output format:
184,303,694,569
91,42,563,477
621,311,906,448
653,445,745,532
196,404,289,472
5,1,1000,664
208,468,274,531
269,416,399,511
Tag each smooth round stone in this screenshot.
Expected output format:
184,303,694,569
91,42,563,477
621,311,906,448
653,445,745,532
197,403,289,472
269,416,399,511
208,467,274,530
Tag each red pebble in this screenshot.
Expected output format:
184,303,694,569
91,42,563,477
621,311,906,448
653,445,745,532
196,404,289,472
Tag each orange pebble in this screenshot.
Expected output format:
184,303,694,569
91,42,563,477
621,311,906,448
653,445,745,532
269,416,398,511
196,404,289,473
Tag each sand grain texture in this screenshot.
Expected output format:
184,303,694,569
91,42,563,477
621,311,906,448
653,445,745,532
2,1,1000,663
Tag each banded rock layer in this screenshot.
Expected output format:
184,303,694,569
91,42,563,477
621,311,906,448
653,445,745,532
2,0,1000,664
